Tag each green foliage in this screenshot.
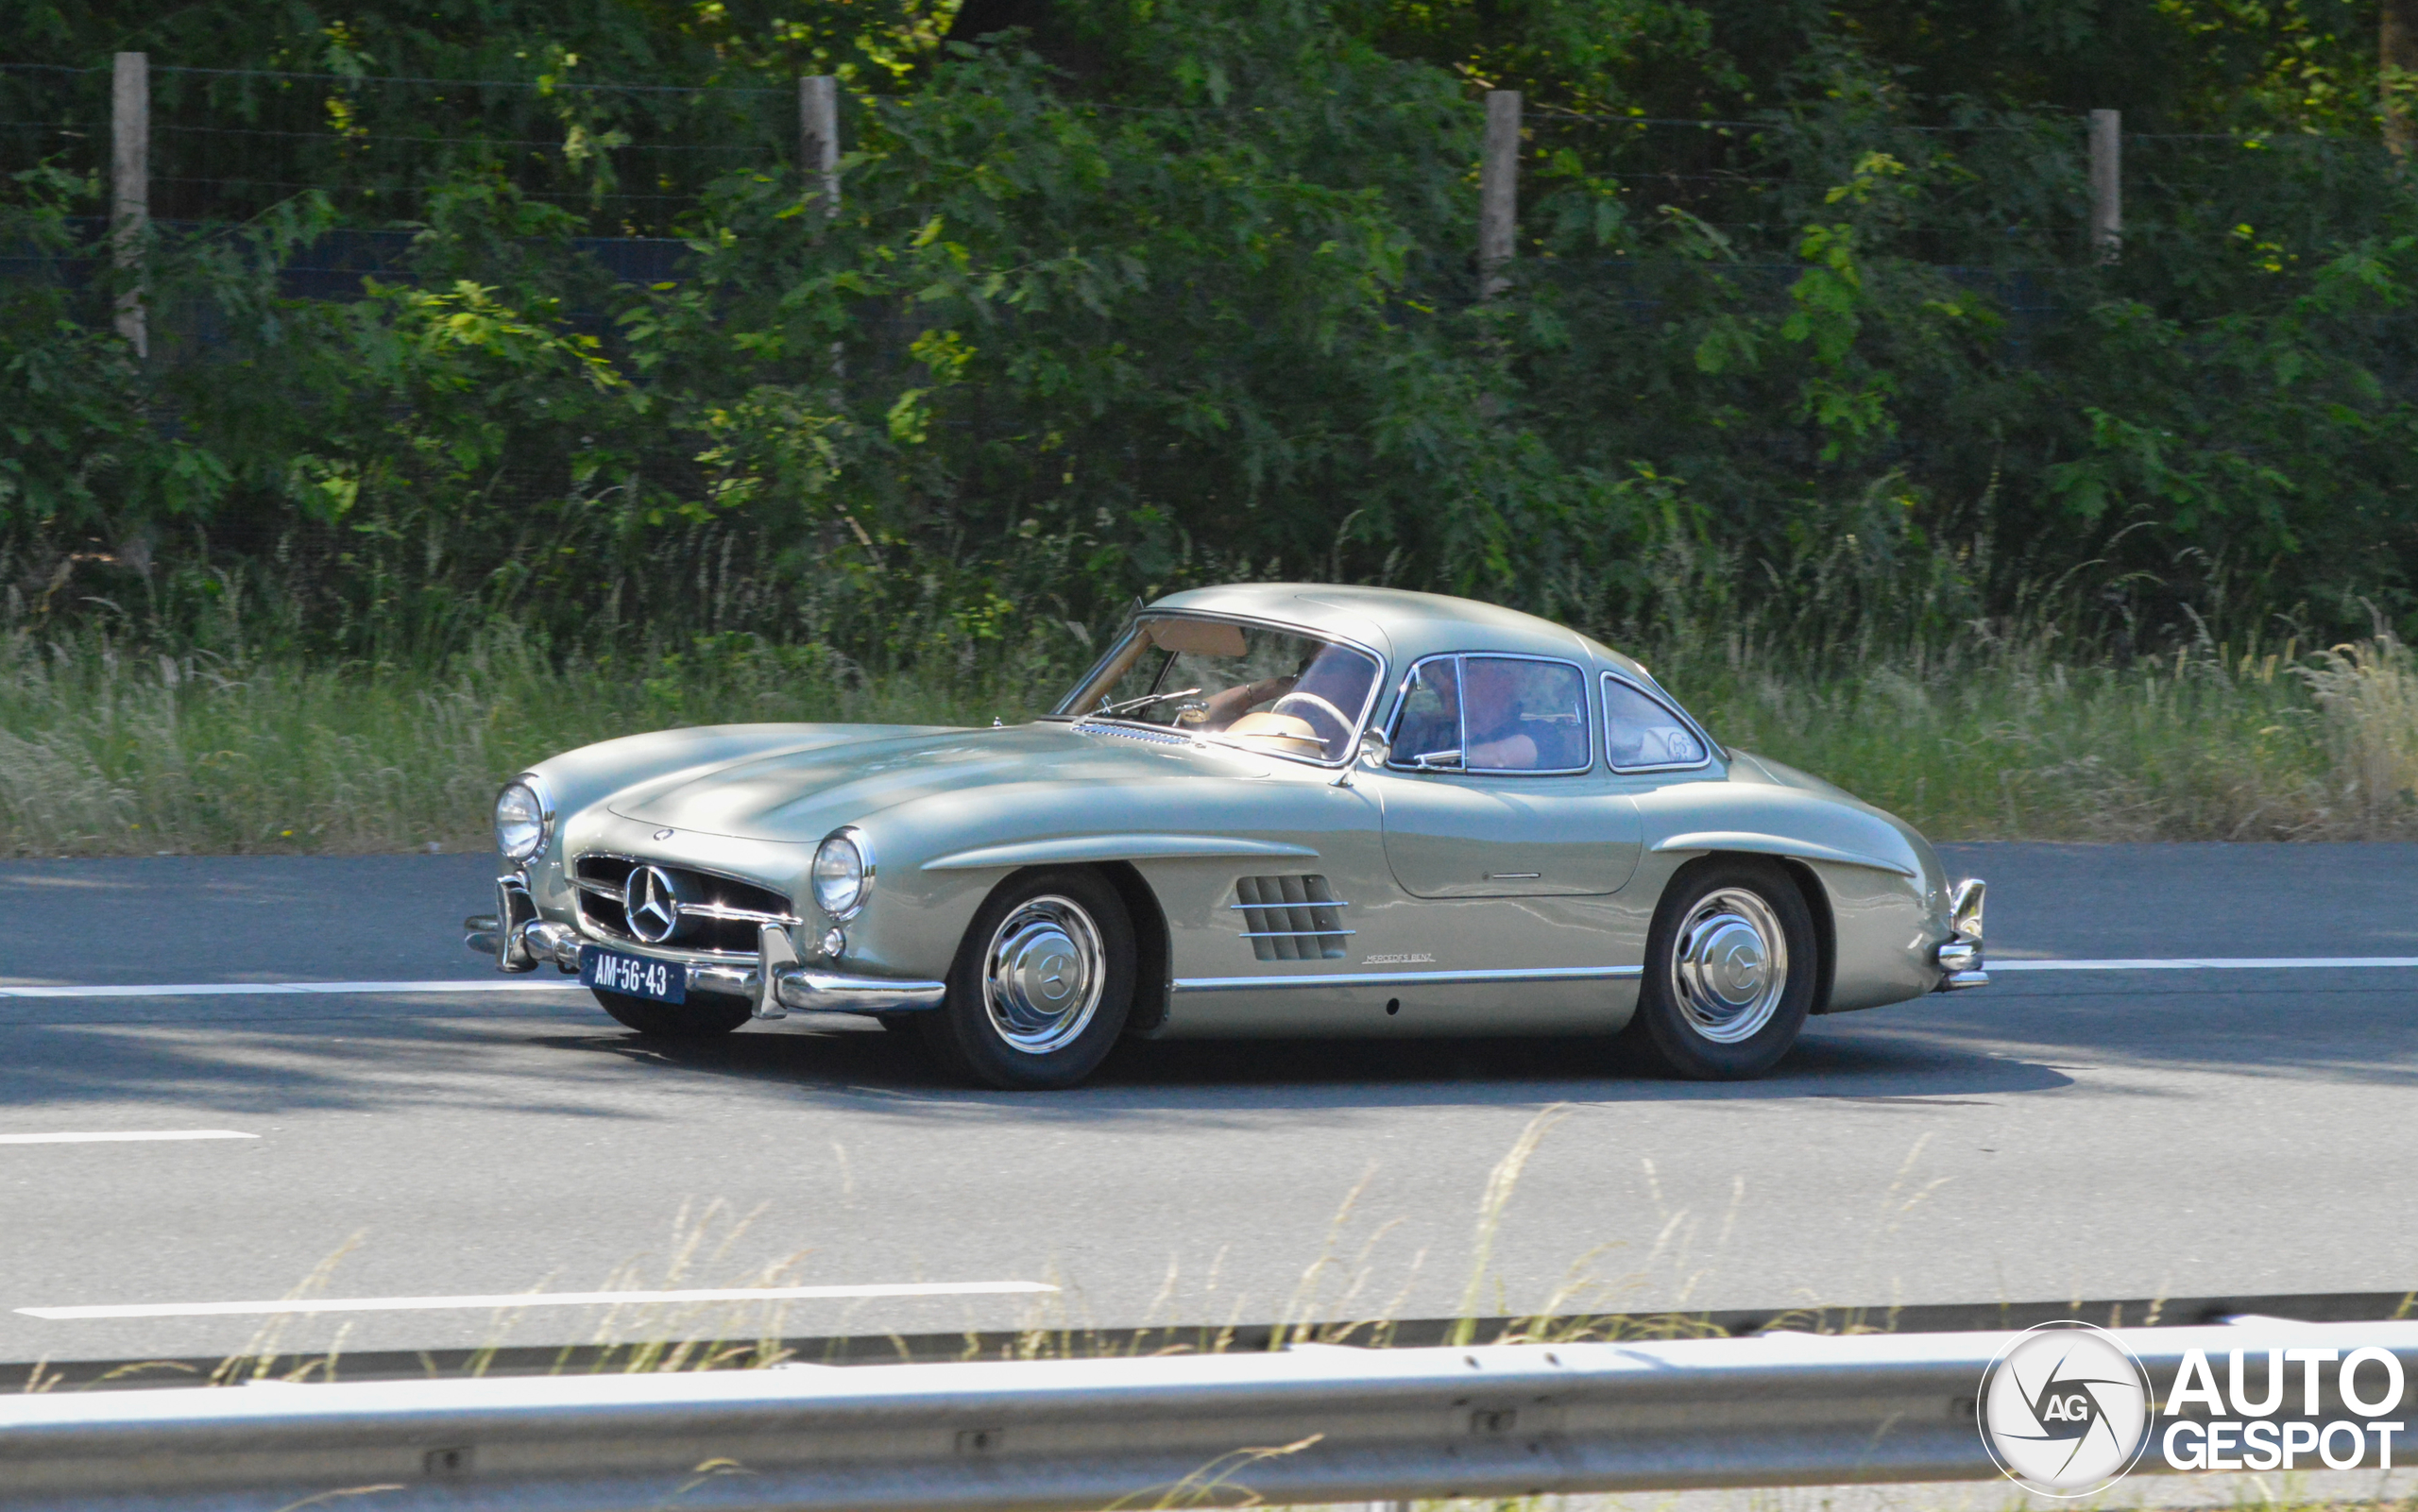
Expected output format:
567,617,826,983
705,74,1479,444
9,0,2418,688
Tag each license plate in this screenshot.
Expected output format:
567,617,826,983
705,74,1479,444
579,944,687,1004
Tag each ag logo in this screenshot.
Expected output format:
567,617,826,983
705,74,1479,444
1978,1321,2153,1496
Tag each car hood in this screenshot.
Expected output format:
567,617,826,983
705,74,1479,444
604,722,1267,842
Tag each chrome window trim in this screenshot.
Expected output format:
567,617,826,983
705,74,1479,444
1599,671,1718,773
1383,652,1595,777
1045,608,1389,771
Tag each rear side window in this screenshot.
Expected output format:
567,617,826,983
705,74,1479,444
1603,674,1709,771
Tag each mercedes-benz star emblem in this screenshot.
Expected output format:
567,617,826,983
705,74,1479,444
623,865,683,944
1041,951,1076,1000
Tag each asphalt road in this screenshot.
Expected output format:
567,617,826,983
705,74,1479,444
1,843,2413,1368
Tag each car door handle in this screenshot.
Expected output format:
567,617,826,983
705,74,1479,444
1485,872,1541,880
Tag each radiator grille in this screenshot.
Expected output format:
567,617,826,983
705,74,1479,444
1232,875,1352,961
570,854,797,959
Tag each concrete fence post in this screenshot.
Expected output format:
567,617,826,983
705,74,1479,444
111,51,148,356
2088,108,2121,264
1480,90,1520,297
800,75,839,219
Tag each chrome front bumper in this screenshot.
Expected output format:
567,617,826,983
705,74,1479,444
466,878,945,1019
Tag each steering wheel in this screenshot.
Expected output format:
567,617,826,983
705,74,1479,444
1269,691,1353,753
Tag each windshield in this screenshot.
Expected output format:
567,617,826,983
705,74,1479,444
1052,614,1383,763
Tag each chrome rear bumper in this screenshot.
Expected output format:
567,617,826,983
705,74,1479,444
464,895,944,1018
1933,876,1988,990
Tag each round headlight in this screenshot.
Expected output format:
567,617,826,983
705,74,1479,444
494,779,548,863
811,831,868,918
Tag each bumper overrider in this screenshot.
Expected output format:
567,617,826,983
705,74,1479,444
1933,876,1987,990
464,873,945,1020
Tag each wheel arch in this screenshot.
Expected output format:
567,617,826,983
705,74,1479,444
1096,861,1171,1036
1771,857,1838,1016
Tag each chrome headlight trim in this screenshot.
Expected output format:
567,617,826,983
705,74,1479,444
494,773,554,864
811,826,873,921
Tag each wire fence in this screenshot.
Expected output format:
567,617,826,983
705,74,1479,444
1,58,2407,297
0,61,805,233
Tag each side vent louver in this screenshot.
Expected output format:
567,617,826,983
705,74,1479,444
1233,875,1353,961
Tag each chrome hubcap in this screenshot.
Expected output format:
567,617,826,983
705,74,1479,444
981,896,1104,1055
1670,888,1787,1044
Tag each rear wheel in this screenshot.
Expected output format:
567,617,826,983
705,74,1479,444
918,869,1134,1090
594,989,753,1039
1622,858,1816,1079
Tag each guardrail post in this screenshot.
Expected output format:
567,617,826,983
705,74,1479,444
2088,108,2120,264
800,75,839,219
111,50,148,357
1480,89,1520,297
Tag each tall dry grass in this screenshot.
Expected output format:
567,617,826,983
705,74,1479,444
7,619,2418,855
1673,630,2418,842
0,627,1018,856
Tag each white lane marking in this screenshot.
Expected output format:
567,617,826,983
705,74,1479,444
1993,957,2418,972
20,1281,1059,1320
0,1130,258,1146
9,956,2416,1002
0,979,586,999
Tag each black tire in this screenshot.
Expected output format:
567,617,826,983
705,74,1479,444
1621,858,1817,1080
917,868,1135,1090
593,989,753,1039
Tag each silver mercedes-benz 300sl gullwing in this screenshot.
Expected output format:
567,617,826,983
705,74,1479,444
464,584,1985,1089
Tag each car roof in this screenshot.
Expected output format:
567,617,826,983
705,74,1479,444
1145,582,1652,683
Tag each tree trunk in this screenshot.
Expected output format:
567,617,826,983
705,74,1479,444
2386,0,2418,156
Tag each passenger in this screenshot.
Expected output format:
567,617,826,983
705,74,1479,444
1396,658,1584,771
1460,659,1539,770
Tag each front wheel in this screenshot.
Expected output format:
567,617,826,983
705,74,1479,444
1622,858,1816,1079
594,989,753,1039
917,869,1135,1090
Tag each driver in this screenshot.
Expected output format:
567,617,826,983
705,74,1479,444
1194,649,1371,759
1195,668,1299,728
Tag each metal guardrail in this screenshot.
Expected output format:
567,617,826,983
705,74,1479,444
2,1319,2414,1511
25,1287,2418,1393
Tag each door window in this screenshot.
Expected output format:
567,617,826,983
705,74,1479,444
1388,655,1591,773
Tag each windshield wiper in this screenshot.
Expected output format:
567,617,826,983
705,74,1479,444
1088,687,1203,719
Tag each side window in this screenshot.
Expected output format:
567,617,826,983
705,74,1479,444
1462,657,1589,773
1603,675,1708,770
1390,657,1462,766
